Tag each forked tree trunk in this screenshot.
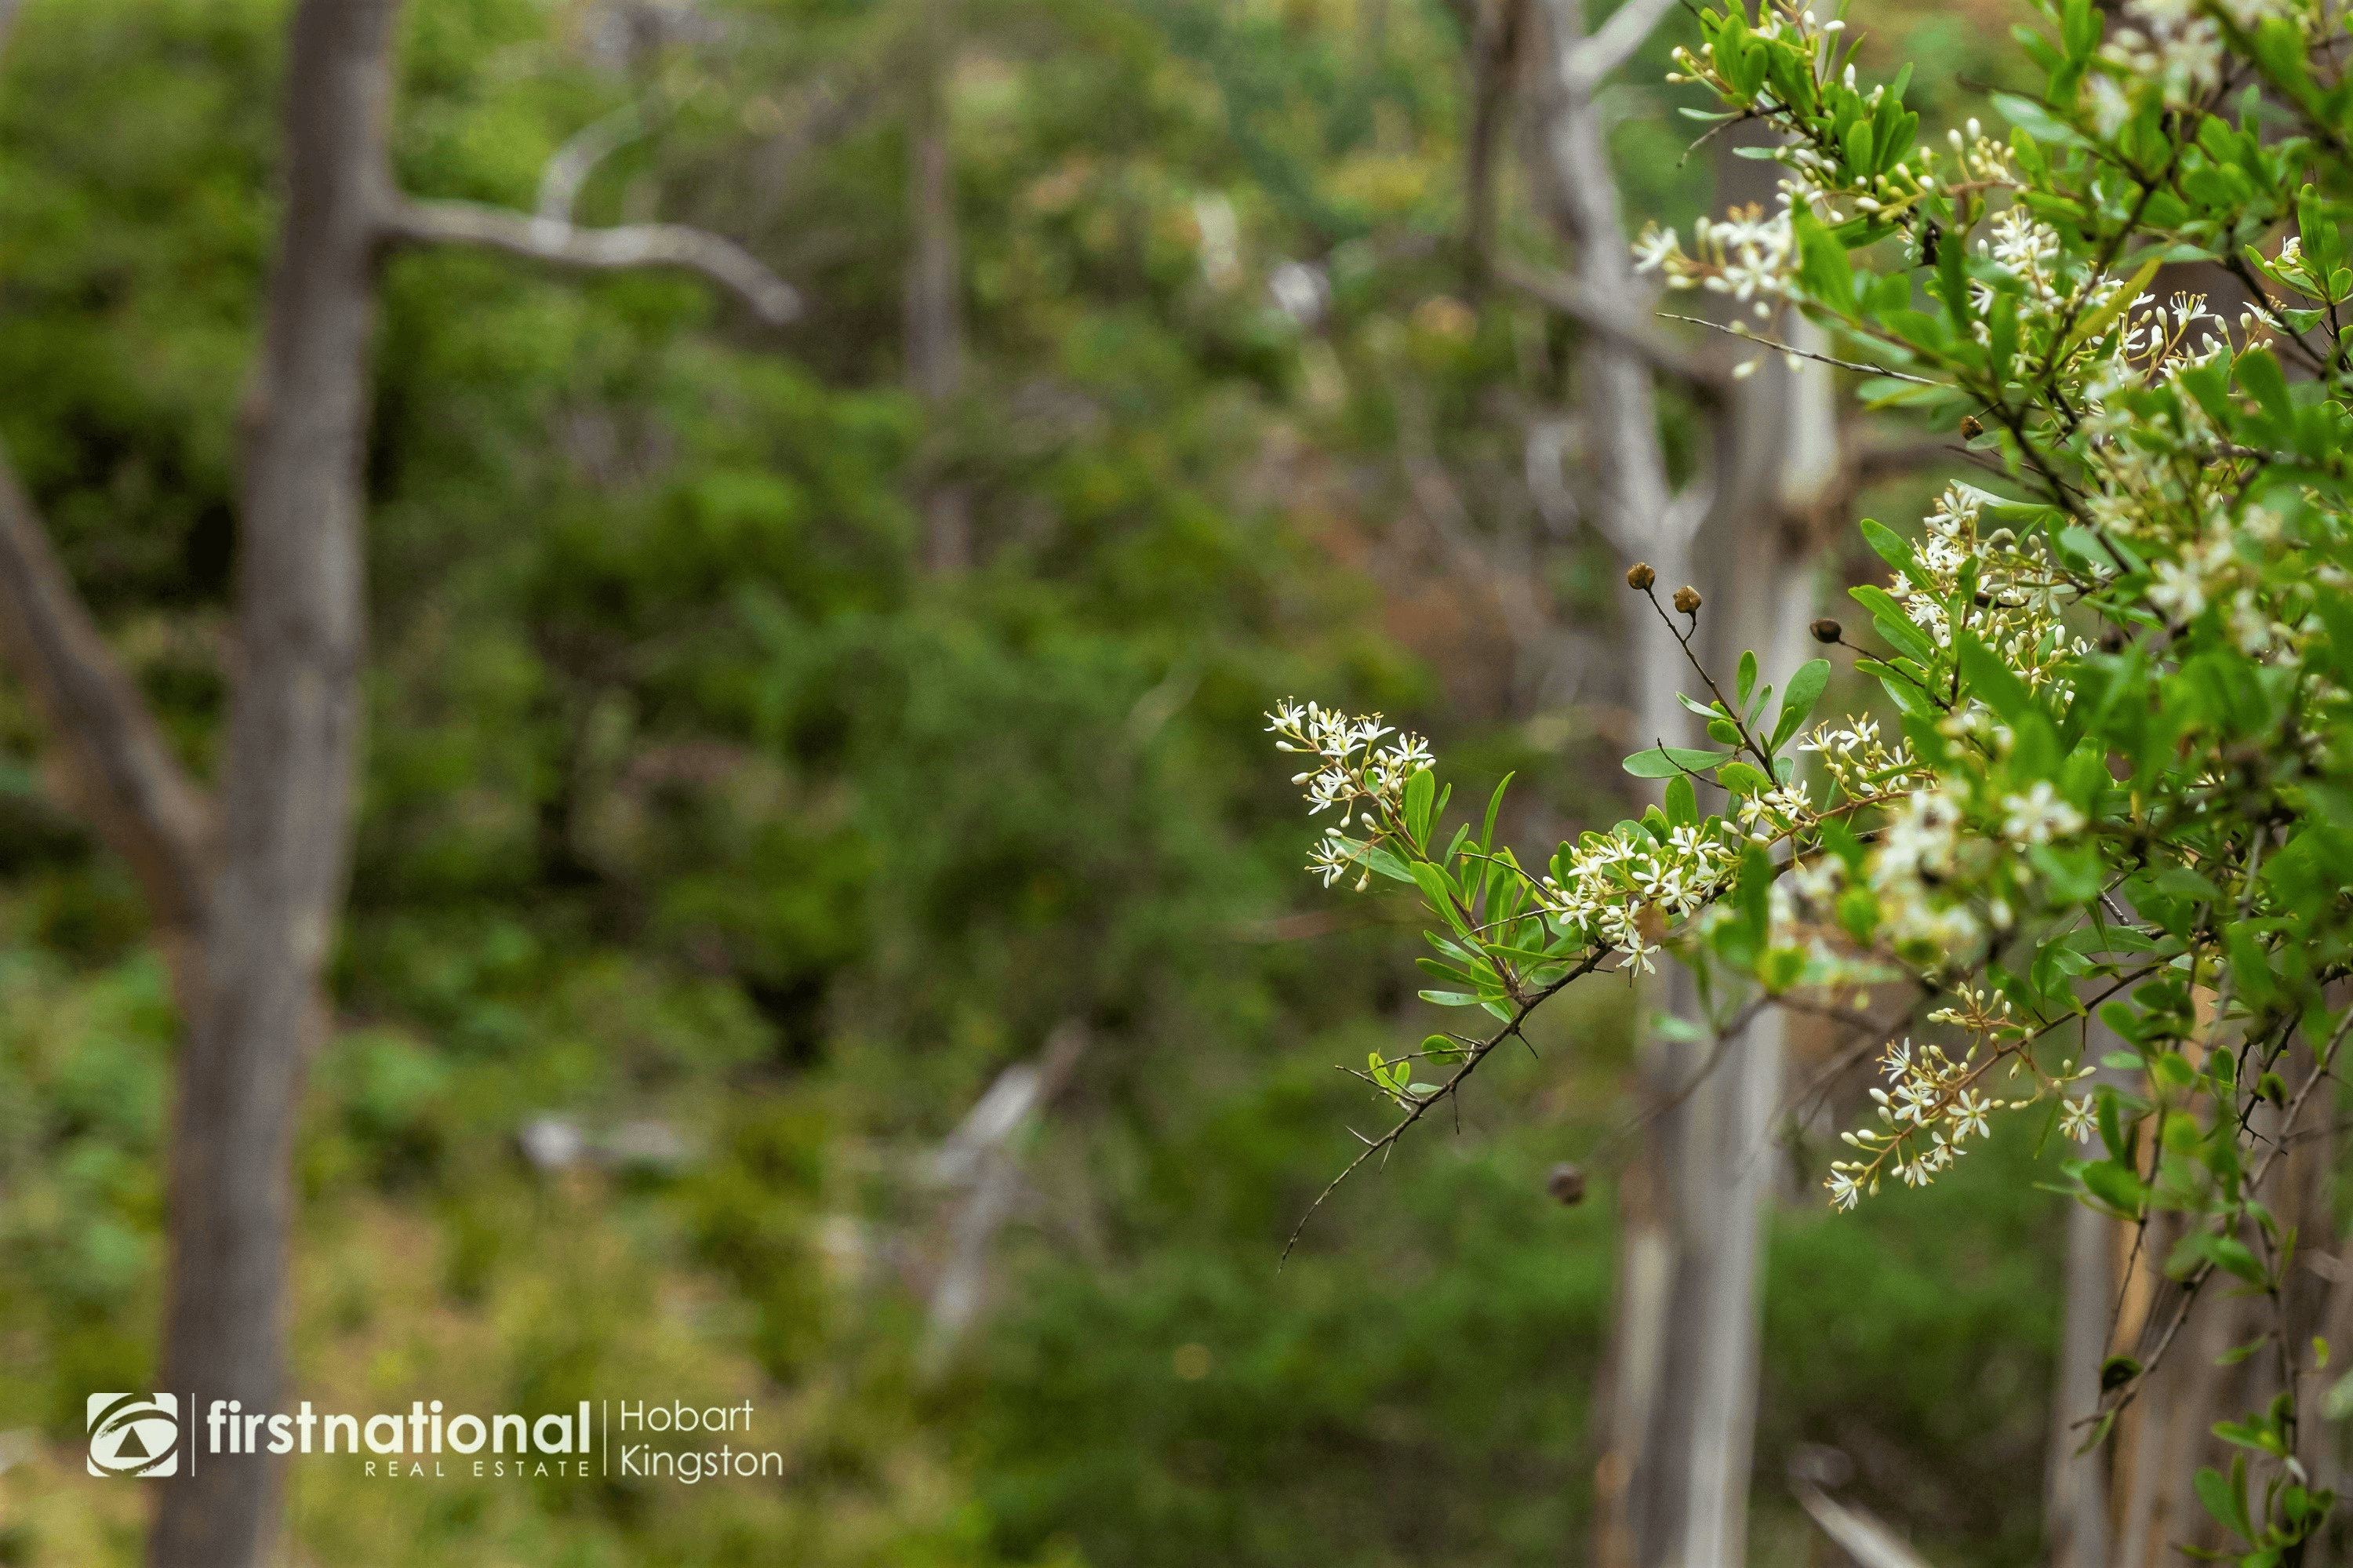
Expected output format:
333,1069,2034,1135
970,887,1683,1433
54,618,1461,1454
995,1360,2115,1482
0,4,799,1563
151,0,394,1561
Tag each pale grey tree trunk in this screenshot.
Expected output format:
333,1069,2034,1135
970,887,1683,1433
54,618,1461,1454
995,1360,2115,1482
2045,1174,2115,1568
1613,366,1827,1566
1526,4,1841,1545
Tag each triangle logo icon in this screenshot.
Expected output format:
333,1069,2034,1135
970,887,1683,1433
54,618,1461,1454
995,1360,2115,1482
113,1425,152,1461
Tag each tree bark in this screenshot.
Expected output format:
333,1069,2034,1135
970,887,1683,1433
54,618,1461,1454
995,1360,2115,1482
148,2,395,1562
1525,9,1840,1544
0,7,809,1562
2044,1050,2119,1568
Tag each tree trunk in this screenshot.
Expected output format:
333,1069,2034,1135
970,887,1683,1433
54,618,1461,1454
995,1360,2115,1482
2106,1027,2335,1566
2044,1051,2119,1568
0,5,798,1563
907,0,969,574
1538,30,1839,1542
150,1,394,1561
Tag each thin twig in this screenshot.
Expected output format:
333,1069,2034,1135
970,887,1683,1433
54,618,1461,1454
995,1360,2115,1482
1281,948,1613,1262
1656,311,1941,385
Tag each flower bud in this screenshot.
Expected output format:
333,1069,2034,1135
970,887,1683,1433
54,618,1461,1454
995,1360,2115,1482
1809,617,1843,644
1672,585,1703,615
1625,562,1657,591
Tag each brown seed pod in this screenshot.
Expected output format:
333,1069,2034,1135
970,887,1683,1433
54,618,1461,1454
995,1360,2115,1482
1672,585,1703,615
1545,1162,1587,1206
1625,562,1657,591
1810,617,1843,644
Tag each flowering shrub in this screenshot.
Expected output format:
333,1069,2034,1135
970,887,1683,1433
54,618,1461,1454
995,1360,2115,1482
1271,0,2353,1554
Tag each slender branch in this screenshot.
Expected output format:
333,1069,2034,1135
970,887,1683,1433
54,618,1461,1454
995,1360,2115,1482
1282,947,1612,1261
537,100,658,223
1562,0,1682,93
378,198,803,325
2079,1005,2353,1432
1587,992,1773,1163
1638,583,1777,773
1654,311,1939,385
0,451,215,930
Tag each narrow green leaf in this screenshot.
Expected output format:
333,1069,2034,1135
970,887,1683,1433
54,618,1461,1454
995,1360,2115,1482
1770,658,1833,750
1624,745,1736,778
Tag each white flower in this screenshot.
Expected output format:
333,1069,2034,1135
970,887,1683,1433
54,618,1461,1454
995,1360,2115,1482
2057,1096,2097,1143
1631,224,1682,274
2085,74,2133,138
2149,557,2209,620
2002,780,2086,845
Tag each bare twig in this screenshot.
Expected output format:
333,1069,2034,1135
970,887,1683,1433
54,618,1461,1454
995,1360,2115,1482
1562,0,1682,93
1282,948,1612,1262
2077,1004,2353,1432
537,100,660,223
1655,311,1940,385
379,198,802,324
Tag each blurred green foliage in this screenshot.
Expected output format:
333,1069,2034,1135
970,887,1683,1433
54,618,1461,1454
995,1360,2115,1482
0,0,2068,1561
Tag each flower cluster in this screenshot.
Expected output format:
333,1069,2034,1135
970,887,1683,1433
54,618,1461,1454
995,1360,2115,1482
1889,485,2087,697
1798,714,1928,804
1633,202,1797,317
1665,2,1939,228
1824,989,2097,1208
2097,0,2228,111
1264,700,1433,889
1867,789,1997,957
1824,1036,2016,1208
1538,820,1744,974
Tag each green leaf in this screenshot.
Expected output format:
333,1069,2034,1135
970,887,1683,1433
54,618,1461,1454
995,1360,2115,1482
2059,256,2162,359
1989,89,2089,147
1404,767,1435,844
1955,630,2034,722
1479,773,1513,853
1718,760,1771,795
2235,347,2294,428
2195,1464,2256,1541
1791,206,1855,314
1409,861,1471,937
2082,1159,2147,1216
1417,989,1483,1007
1664,773,1698,828
1849,584,1937,664
1770,658,1832,751
1624,745,1736,778
1860,517,1920,577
